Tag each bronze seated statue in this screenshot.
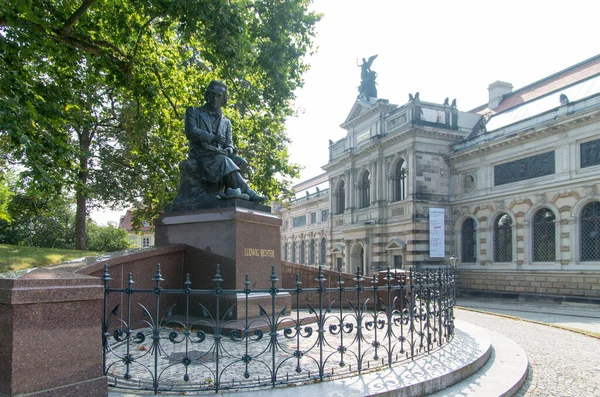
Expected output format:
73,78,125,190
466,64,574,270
169,80,267,212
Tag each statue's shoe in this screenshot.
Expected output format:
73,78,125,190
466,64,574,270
224,188,250,200
246,189,267,204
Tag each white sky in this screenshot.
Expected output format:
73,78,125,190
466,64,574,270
93,0,600,224
286,0,600,182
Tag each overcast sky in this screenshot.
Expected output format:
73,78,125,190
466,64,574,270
286,0,599,182
93,0,599,224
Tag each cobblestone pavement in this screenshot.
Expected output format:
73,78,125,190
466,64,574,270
457,298,600,334
455,308,600,397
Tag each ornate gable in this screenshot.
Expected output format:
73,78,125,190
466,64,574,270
343,100,371,125
340,98,396,130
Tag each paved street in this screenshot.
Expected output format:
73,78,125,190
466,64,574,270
455,299,600,397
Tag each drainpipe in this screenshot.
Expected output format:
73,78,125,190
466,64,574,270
447,155,453,264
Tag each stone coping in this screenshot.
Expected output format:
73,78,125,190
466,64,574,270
48,244,187,276
0,267,103,304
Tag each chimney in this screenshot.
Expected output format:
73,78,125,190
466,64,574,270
488,81,513,110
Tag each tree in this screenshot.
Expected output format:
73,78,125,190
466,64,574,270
0,170,11,222
0,0,319,246
0,176,129,252
0,190,76,248
85,221,130,252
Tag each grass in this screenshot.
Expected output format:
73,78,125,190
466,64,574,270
0,244,102,273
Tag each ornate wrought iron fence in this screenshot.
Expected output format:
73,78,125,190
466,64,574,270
102,264,455,394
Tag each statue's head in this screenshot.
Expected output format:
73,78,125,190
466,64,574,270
205,80,228,110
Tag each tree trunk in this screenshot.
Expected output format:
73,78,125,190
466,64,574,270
75,129,91,251
75,183,87,250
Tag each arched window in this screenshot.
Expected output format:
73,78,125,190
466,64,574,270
394,160,407,201
533,208,556,262
291,242,296,263
283,242,288,261
320,237,326,265
309,239,315,265
493,213,512,262
359,171,370,209
336,181,345,215
461,218,477,263
581,202,600,261
300,240,306,264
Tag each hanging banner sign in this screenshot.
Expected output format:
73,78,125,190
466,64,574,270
429,208,445,257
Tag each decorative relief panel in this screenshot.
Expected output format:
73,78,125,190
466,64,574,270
356,127,371,144
463,175,475,192
391,207,405,216
494,151,555,186
292,215,306,227
387,113,407,130
580,138,600,168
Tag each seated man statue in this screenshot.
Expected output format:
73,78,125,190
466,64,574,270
170,80,266,210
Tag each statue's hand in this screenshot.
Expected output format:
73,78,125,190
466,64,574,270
213,134,227,146
225,147,234,155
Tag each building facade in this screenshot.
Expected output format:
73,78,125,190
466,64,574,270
119,210,155,248
279,173,330,268
277,55,600,299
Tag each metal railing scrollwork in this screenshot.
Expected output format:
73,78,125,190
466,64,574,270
102,264,455,393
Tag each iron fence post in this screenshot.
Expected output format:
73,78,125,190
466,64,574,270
125,272,135,384
269,264,279,387
212,264,223,393
101,264,112,376
316,265,325,381
151,264,163,393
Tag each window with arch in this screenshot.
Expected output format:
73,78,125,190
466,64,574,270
335,181,345,215
461,218,477,263
320,237,326,265
581,202,600,261
533,208,556,262
359,171,370,209
493,213,512,262
394,159,407,201
309,239,315,265
291,242,296,263
300,240,306,264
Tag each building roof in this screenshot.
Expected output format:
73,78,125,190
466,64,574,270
293,172,329,192
471,54,600,115
118,210,153,232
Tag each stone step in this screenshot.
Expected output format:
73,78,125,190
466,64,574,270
427,327,528,397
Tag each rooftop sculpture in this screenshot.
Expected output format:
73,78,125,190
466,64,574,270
358,54,378,99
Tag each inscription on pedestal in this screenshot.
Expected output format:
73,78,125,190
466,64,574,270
244,248,275,258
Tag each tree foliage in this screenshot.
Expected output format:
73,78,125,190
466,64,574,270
0,0,319,243
0,190,76,249
85,221,130,252
0,186,129,251
0,171,11,222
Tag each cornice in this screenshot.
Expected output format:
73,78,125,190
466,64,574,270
324,125,464,171
449,109,600,162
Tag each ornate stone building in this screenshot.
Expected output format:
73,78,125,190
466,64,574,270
277,54,600,299
278,173,330,268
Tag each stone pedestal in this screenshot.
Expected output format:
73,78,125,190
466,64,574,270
0,268,107,397
155,201,291,320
